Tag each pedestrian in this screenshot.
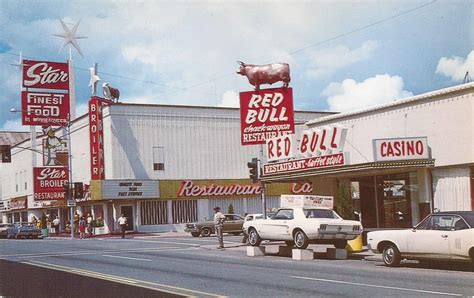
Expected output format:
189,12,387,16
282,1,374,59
79,217,86,239
86,213,93,237
52,216,60,236
241,213,249,244
117,214,127,239
213,207,226,249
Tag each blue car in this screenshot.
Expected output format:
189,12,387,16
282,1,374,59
7,222,42,239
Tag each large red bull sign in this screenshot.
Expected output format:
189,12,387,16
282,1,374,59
33,166,68,200
239,87,294,145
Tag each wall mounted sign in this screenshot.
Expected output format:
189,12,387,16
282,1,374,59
89,97,107,180
239,87,294,145
101,180,160,200
373,137,429,161
33,167,68,201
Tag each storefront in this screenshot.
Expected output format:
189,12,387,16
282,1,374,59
261,83,474,229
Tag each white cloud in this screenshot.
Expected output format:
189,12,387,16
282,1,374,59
436,51,474,81
217,90,239,108
306,41,379,78
1,119,28,132
322,74,413,112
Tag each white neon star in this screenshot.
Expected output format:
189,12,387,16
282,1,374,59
53,19,87,57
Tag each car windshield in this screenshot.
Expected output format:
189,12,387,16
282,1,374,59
304,209,339,219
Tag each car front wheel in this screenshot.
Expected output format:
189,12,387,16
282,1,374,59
200,228,212,237
382,243,401,267
293,230,309,249
248,228,262,246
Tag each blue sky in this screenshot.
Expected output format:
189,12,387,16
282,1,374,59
0,0,473,131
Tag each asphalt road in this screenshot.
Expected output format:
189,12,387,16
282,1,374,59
1,234,473,297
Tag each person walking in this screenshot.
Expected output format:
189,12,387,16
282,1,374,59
78,217,86,239
52,216,60,236
213,207,226,249
86,213,93,238
117,214,127,239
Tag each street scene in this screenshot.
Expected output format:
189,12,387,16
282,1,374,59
1,0,474,297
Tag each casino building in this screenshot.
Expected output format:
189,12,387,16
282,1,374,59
261,82,474,229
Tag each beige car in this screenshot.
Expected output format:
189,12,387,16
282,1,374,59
185,214,245,237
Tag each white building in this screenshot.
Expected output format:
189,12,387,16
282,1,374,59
0,103,328,233
262,83,474,229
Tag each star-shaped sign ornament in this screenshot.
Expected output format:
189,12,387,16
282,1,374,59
53,19,87,57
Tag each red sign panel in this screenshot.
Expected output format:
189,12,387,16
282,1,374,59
262,152,346,176
33,167,68,201
239,87,295,145
21,91,70,126
22,60,69,90
89,97,106,180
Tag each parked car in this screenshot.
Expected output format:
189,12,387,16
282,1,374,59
185,214,245,237
244,214,264,221
367,211,474,267
243,207,363,249
0,223,12,238
6,222,42,239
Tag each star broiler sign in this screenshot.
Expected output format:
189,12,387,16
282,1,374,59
262,125,348,176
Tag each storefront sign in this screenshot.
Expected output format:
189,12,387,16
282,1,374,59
239,87,294,145
177,180,262,197
281,194,334,208
31,200,66,209
263,153,346,176
102,180,160,199
33,167,68,200
373,137,429,161
89,97,107,180
9,196,27,210
21,91,70,126
0,201,7,211
290,182,313,194
22,60,69,90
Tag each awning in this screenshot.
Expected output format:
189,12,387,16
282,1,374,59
260,159,435,183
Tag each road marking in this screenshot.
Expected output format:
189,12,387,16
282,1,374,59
102,255,153,262
23,260,224,297
290,275,463,297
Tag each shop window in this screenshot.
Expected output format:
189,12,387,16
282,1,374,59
153,146,165,171
93,205,104,227
141,200,168,225
172,200,197,224
383,180,406,198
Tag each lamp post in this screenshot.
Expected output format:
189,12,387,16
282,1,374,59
10,108,75,240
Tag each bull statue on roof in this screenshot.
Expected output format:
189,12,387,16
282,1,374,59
236,61,291,91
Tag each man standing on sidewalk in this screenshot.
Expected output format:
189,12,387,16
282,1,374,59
213,207,225,249
117,214,127,239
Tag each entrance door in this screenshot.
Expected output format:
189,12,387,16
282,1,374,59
120,206,134,231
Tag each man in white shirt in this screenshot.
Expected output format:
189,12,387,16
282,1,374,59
213,207,226,249
117,214,127,239
52,216,60,236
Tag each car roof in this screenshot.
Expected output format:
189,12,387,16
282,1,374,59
435,211,474,226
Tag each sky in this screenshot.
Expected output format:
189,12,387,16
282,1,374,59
0,0,473,131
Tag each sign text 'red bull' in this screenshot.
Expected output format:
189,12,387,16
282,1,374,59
33,167,69,200
239,87,294,145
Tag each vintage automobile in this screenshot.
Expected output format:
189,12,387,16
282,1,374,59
367,211,474,267
6,222,42,239
242,207,362,249
184,214,245,237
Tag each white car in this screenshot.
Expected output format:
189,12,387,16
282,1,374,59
367,211,474,267
242,207,362,249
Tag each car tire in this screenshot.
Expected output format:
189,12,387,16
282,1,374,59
248,228,262,246
334,240,347,249
201,227,212,237
293,230,309,249
191,232,200,237
382,243,401,267
285,241,295,247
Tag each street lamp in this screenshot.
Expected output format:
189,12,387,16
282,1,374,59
10,108,75,240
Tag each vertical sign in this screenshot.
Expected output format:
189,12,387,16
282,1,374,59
239,87,294,145
89,97,105,180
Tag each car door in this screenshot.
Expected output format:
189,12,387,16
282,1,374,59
223,215,240,232
260,209,293,239
448,216,470,260
407,214,452,259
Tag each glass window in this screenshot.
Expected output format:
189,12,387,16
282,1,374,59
153,147,165,171
304,209,338,219
273,209,294,220
141,200,168,225
172,200,197,224
452,217,468,230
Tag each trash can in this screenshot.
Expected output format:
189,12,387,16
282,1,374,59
346,235,363,252
41,228,49,238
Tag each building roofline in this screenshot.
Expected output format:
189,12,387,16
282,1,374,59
307,82,474,126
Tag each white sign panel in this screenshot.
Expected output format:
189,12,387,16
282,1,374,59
102,180,160,200
280,195,334,208
373,137,429,161
266,134,296,162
